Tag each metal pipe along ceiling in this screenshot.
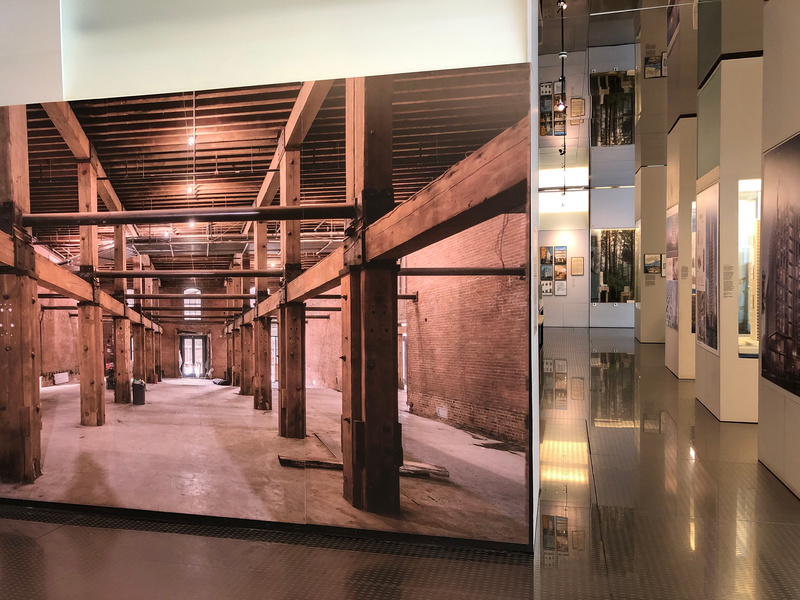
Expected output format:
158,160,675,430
22,203,356,227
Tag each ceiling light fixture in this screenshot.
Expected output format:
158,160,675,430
188,135,195,146
189,219,196,227
186,184,193,194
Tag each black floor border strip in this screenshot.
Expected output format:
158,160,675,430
0,497,533,565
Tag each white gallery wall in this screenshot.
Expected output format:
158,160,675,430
0,0,62,105
539,228,590,327
759,0,800,498
0,0,528,104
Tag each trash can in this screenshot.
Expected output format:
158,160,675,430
132,381,145,405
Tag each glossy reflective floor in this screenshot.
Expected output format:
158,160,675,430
539,328,800,600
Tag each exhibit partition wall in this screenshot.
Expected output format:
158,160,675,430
759,0,800,500
0,55,535,546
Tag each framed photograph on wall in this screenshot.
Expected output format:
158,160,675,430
571,256,584,276
660,253,667,277
540,246,554,295
644,253,662,274
554,280,567,296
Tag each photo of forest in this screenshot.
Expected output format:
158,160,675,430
591,229,635,303
590,72,635,146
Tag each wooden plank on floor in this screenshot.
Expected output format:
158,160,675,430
278,455,449,479
314,432,343,461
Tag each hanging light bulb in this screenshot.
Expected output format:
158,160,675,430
188,135,195,146
189,219,196,228
556,97,567,112
186,184,193,194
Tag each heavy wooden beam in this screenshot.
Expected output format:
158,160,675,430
364,115,530,261
240,323,254,396
253,219,272,410
114,225,127,297
0,232,159,332
229,254,244,388
0,105,30,211
341,75,399,513
132,323,146,381
41,102,137,237
114,317,132,404
278,303,305,438
226,331,233,382
0,105,41,482
243,79,334,235
77,161,105,427
228,115,530,333
278,148,305,438
155,331,162,382
232,328,242,387
145,329,156,384
0,275,42,482
77,302,104,426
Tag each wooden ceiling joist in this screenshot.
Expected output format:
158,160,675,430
41,102,138,237
242,79,334,236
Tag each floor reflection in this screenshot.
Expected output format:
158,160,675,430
539,327,800,600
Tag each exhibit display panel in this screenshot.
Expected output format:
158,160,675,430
0,62,532,547
665,205,679,330
761,133,800,395
590,229,635,303
696,183,719,353
738,179,761,357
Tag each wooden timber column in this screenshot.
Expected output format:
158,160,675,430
225,330,233,382
155,331,162,382
145,328,155,383
113,318,132,403
253,221,272,410
229,255,244,387
239,255,254,395
341,76,400,512
112,225,132,403
278,147,306,438
131,256,146,381
76,161,105,426
240,323,254,395
0,105,42,482
152,280,161,382
143,273,157,384
232,327,241,386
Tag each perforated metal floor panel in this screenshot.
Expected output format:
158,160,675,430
0,503,533,600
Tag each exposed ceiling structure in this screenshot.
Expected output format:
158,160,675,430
27,64,530,285
539,0,639,55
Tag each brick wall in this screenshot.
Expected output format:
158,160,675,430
40,298,79,377
405,213,529,446
305,286,342,391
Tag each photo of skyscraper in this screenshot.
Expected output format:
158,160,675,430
762,133,800,395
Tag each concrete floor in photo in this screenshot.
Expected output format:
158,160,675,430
0,380,528,545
